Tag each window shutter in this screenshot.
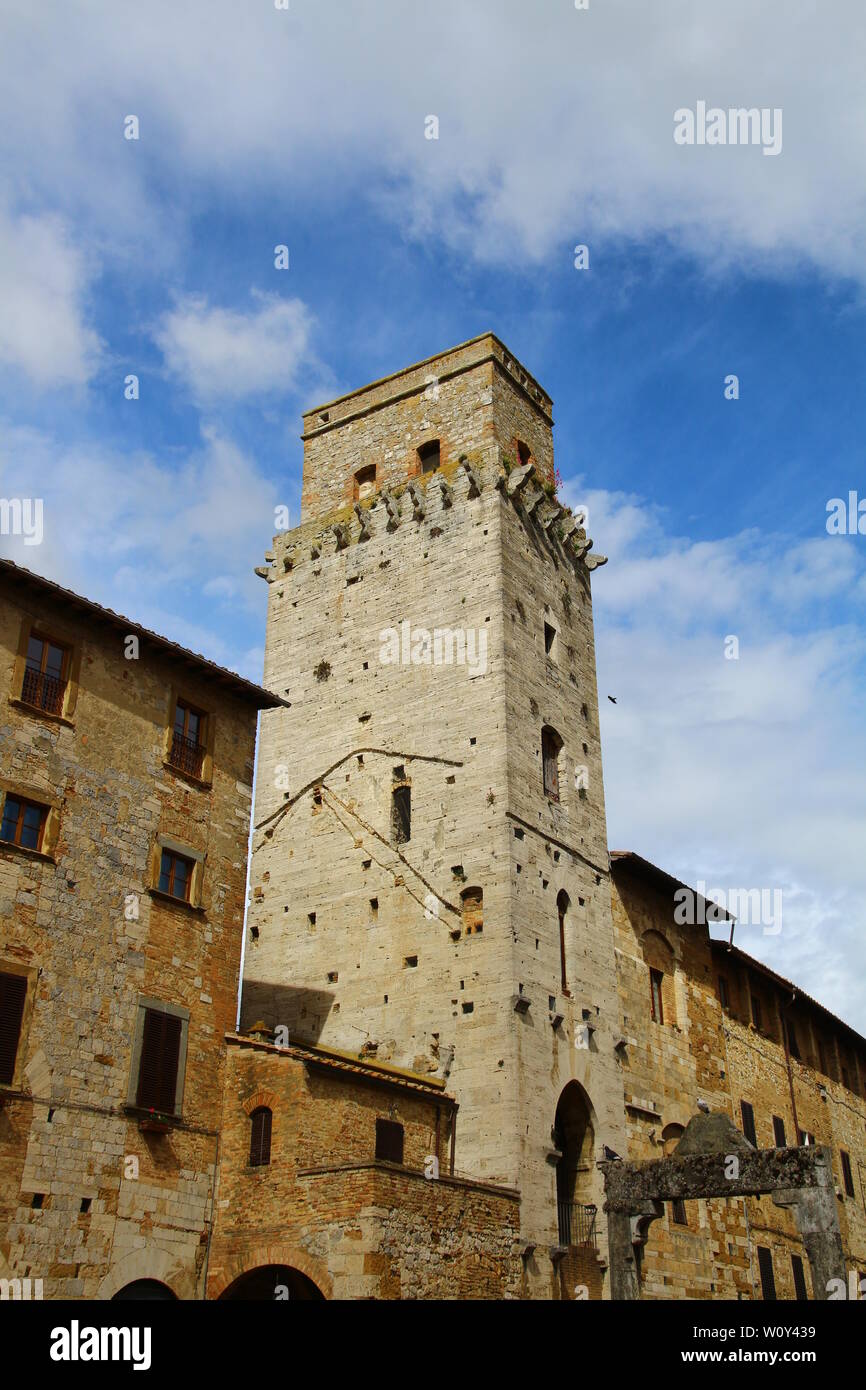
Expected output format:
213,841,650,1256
0,972,27,1085
740,1099,757,1147
136,1009,182,1113
249,1108,272,1166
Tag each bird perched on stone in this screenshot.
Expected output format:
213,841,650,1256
603,1144,621,1161
697,1098,711,1114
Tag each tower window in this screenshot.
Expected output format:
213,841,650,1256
649,968,664,1024
750,994,762,1031
718,975,729,1009
785,1020,800,1060
544,622,556,657
516,440,531,468
249,1107,272,1167
461,886,483,934
375,1118,404,1164
840,1150,855,1198
772,1115,786,1147
541,726,562,801
353,464,377,500
391,784,411,844
557,890,570,993
418,440,440,474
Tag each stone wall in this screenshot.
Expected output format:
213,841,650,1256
0,569,265,1298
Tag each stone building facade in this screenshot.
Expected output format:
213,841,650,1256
207,1032,521,1299
0,559,281,1299
611,850,866,1300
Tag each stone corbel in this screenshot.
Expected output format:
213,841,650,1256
382,492,401,529
435,474,453,508
457,457,481,497
353,503,372,541
408,482,425,520
331,523,349,551
506,462,534,496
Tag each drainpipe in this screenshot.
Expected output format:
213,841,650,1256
449,1105,458,1176
779,989,801,1141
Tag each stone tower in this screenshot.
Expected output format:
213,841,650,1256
245,334,626,1294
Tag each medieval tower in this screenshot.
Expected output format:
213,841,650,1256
245,334,627,1294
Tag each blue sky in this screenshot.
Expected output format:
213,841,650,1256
1,1,865,1028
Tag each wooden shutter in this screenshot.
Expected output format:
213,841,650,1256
740,1099,757,1147
772,1115,786,1147
0,972,27,1085
757,1246,777,1300
249,1107,272,1166
136,1008,182,1113
791,1254,808,1301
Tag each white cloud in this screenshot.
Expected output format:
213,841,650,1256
581,482,866,1030
0,202,102,387
153,291,316,403
1,1,864,283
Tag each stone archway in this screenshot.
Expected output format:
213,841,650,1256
112,1279,177,1301
553,1080,597,1247
96,1246,191,1301
207,1243,331,1301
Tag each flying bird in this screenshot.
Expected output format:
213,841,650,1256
607,696,617,704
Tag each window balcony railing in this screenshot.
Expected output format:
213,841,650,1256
21,667,67,716
168,731,205,778
558,1201,598,1249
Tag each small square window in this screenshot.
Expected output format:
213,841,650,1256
375,1118,404,1164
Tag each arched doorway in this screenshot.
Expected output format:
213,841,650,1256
553,1081,596,1246
219,1265,325,1300
112,1279,177,1301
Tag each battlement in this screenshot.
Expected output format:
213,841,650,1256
298,333,556,524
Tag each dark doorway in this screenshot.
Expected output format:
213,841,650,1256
219,1265,325,1300
553,1081,596,1247
112,1279,176,1301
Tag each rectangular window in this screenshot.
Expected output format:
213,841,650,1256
772,1115,787,1148
0,971,28,1085
541,727,561,801
158,848,194,902
740,1099,757,1147
671,1198,687,1226
544,622,556,657
786,1020,801,1060
840,1150,855,1199
21,634,69,715
375,1118,404,1164
169,700,207,778
757,1246,777,1301
718,975,729,1009
0,795,48,852
797,1129,815,1147
750,994,762,1030
135,1007,184,1114
650,968,664,1024
791,1254,808,1301
418,440,440,474
391,784,411,845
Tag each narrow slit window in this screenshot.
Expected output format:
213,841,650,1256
840,1150,855,1198
541,726,562,801
391,784,411,844
461,886,483,935
544,622,556,657
649,968,664,1024
740,1099,757,1147
757,1246,776,1301
772,1115,786,1147
557,890,570,993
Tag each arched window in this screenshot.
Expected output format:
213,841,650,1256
461,886,483,934
249,1107,272,1167
541,726,563,801
353,464,377,501
516,440,532,468
418,440,440,474
557,890,570,992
